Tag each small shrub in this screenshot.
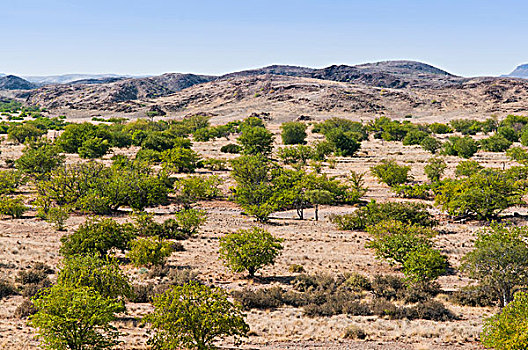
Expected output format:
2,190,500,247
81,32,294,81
424,157,447,182
371,275,405,300
45,206,70,231
442,136,479,158
480,134,512,152
289,264,305,273
455,160,483,177
127,237,174,267
371,160,411,186
429,123,453,134
344,273,371,292
0,196,27,218
281,121,307,145
343,325,367,340
232,287,284,310
411,300,456,321
420,136,442,154
129,284,155,303
450,285,497,307
220,143,242,154
15,299,37,318
0,278,17,299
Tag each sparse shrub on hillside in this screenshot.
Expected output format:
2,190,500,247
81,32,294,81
219,227,283,277
30,284,122,350
172,208,207,237
461,224,528,307
429,122,453,134
0,278,18,299
402,129,429,146
281,121,307,145
127,237,175,268
371,159,411,186
481,291,528,350
45,206,70,231
424,157,447,182
480,134,512,152
392,183,433,199
455,160,483,177
442,136,479,158
0,170,22,195
220,143,242,154
435,169,524,220
343,325,367,340
507,146,528,164
278,145,315,165
450,285,497,307
8,123,46,143
16,140,64,178
161,147,201,173
420,136,442,154
0,196,27,218
325,129,361,157
313,118,368,141
237,126,274,156
78,137,111,158
330,200,436,231
145,283,249,350
202,158,228,171
60,217,136,258
174,175,223,207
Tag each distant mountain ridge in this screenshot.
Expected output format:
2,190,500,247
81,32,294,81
504,64,528,79
0,75,37,90
23,74,135,85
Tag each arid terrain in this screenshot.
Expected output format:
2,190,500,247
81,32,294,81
0,60,527,349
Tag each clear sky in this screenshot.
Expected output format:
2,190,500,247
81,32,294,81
2,0,528,77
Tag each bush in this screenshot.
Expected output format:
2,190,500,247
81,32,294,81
480,134,512,152
371,160,411,186
280,121,307,145
371,275,405,300
411,300,456,321
58,254,132,301
30,285,122,350
278,145,315,165
172,208,207,237
0,170,22,195
0,278,17,299
45,206,70,231
232,287,284,310
127,237,174,267
402,129,429,146
461,224,528,307
220,143,242,154
202,158,228,171
442,136,479,158
219,227,283,277
345,273,371,292
481,291,528,350
78,137,111,158
60,217,136,258
174,175,223,207
435,169,524,220
424,157,447,182
420,136,442,154
237,126,274,156
330,200,436,231
343,325,367,340
450,285,497,307
8,123,46,143
161,147,201,173
15,299,37,319
0,196,27,218
391,183,433,199
16,140,64,178
313,118,368,141
429,122,453,134
455,160,483,177
325,129,361,157
145,283,249,350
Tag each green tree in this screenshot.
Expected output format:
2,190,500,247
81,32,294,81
325,129,360,157
424,157,447,182
60,217,136,258
16,140,65,179
58,254,131,301
461,224,528,307
455,160,483,177
126,237,174,267
145,283,249,350
480,134,512,152
161,147,201,173
420,136,442,154
481,291,528,350
306,189,333,221
237,126,274,156
78,137,110,159
29,284,122,350
371,159,412,186
442,136,479,158
174,175,223,207
435,169,524,220
8,123,46,143
280,121,307,145
219,227,283,277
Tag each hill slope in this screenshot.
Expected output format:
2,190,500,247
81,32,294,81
505,64,528,79
0,75,37,90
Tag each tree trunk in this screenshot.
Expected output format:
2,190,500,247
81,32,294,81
315,204,319,221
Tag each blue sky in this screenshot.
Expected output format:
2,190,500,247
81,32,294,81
2,0,528,76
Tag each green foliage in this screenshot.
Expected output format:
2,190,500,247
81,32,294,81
172,209,207,236
402,129,429,146
58,254,131,301
280,121,307,145
367,220,447,284
424,157,447,182
420,136,442,154
37,161,171,214
455,160,483,177
313,118,368,141
429,122,453,134
45,206,70,231
30,284,122,350
278,145,315,165
450,118,497,135
161,147,201,173
442,136,479,158
506,146,528,165
145,283,249,350
7,123,46,143
461,224,528,307
330,200,436,231
56,122,112,153
480,134,512,152
391,183,433,199
174,175,222,207
237,126,274,156
15,140,64,178
60,217,136,258
0,196,27,218
0,170,22,195
219,227,283,277
127,237,174,267
220,143,242,154
202,158,228,171
325,129,361,157
371,159,411,186
481,291,528,350
78,137,111,159
435,169,524,219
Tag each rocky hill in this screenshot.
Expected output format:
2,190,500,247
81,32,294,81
13,61,528,121
0,75,37,90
